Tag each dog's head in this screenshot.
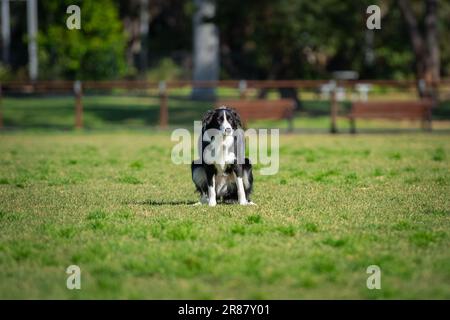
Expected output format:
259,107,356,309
202,106,242,136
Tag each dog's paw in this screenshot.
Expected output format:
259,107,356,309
192,202,203,206
208,200,217,207
239,201,256,206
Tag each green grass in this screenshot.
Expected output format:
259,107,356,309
0,131,449,299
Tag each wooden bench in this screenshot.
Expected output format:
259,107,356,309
216,99,296,131
348,100,433,133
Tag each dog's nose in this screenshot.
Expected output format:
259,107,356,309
225,128,232,134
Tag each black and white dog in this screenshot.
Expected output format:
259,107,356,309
191,106,254,206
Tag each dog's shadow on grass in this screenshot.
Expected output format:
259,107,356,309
129,200,198,206
128,200,240,206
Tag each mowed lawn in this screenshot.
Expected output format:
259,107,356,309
0,132,449,299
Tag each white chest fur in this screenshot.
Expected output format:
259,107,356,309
204,135,236,171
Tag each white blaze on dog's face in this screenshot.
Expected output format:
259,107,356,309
220,110,233,136
202,106,243,140
202,106,242,145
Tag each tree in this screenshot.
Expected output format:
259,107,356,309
216,0,377,108
397,0,440,98
39,0,127,80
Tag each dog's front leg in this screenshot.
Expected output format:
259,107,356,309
233,166,248,205
236,176,248,205
207,175,217,207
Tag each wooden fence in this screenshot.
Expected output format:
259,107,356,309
0,79,448,132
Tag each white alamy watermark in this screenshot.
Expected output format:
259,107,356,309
366,265,381,290
366,5,381,30
66,265,81,290
66,5,81,30
171,121,280,175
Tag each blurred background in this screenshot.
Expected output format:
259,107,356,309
0,0,449,131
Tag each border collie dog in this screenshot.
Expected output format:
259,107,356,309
191,106,254,206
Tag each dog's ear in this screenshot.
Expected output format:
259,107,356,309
230,108,243,128
202,109,215,131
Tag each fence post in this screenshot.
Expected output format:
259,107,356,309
0,84,3,129
74,80,83,129
159,80,168,128
330,86,338,133
239,80,247,99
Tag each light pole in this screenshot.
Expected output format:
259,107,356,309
192,0,219,100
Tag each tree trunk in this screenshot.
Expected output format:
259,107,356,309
139,0,150,76
258,61,302,110
424,0,440,98
397,0,440,99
